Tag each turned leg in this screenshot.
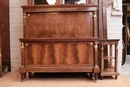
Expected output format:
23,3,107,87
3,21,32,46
21,73,26,81
90,73,93,79
0,52,2,77
0,65,2,77
21,73,24,81
115,76,118,79
94,73,98,80
7,62,11,72
0,72,2,78
29,72,33,79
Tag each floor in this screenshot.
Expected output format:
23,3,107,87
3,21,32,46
0,65,130,87
1,71,130,87
119,55,130,78
0,56,130,87
1,55,130,79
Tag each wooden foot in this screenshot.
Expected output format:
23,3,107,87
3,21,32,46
0,65,2,78
7,63,11,72
115,76,118,79
29,72,32,79
94,73,98,80
0,67,2,77
0,74,2,78
21,73,26,81
0,58,2,77
90,73,93,79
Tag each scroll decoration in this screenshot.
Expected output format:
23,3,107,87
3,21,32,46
111,0,122,16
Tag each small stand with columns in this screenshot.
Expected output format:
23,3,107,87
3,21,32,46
100,39,119,79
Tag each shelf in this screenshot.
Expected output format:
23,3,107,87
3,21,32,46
101,68,119,76
19,37,99,43
100,39,119,79
101,72,119,76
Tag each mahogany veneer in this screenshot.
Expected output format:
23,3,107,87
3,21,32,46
19,4,100,81
19,0,119,81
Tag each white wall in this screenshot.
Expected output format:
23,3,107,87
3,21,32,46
9,0,123,70
10,0,27,70
107,0,123,67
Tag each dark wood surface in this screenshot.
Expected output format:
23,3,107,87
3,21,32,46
19,37,99,43
0,35,1,76
0,0,11,73
19,0,112,81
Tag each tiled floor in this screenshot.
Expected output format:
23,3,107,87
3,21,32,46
119,55,130,78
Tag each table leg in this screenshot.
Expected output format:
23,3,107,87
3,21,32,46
0,48,2,77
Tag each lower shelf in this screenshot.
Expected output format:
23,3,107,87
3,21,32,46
101,68,119,76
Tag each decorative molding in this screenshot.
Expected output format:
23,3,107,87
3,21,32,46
111,0,122,16
106,0,122,16
113,0,120,10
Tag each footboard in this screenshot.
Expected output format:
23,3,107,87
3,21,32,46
19,3,100,81
19,38,100,80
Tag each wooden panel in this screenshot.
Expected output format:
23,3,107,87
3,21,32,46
19,3,100,80
54,44,65,64
0,0,10,71
25,42,94,66
25,12,94,38
77,43,94,64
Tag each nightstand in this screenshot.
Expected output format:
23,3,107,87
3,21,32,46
100,39,119,79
